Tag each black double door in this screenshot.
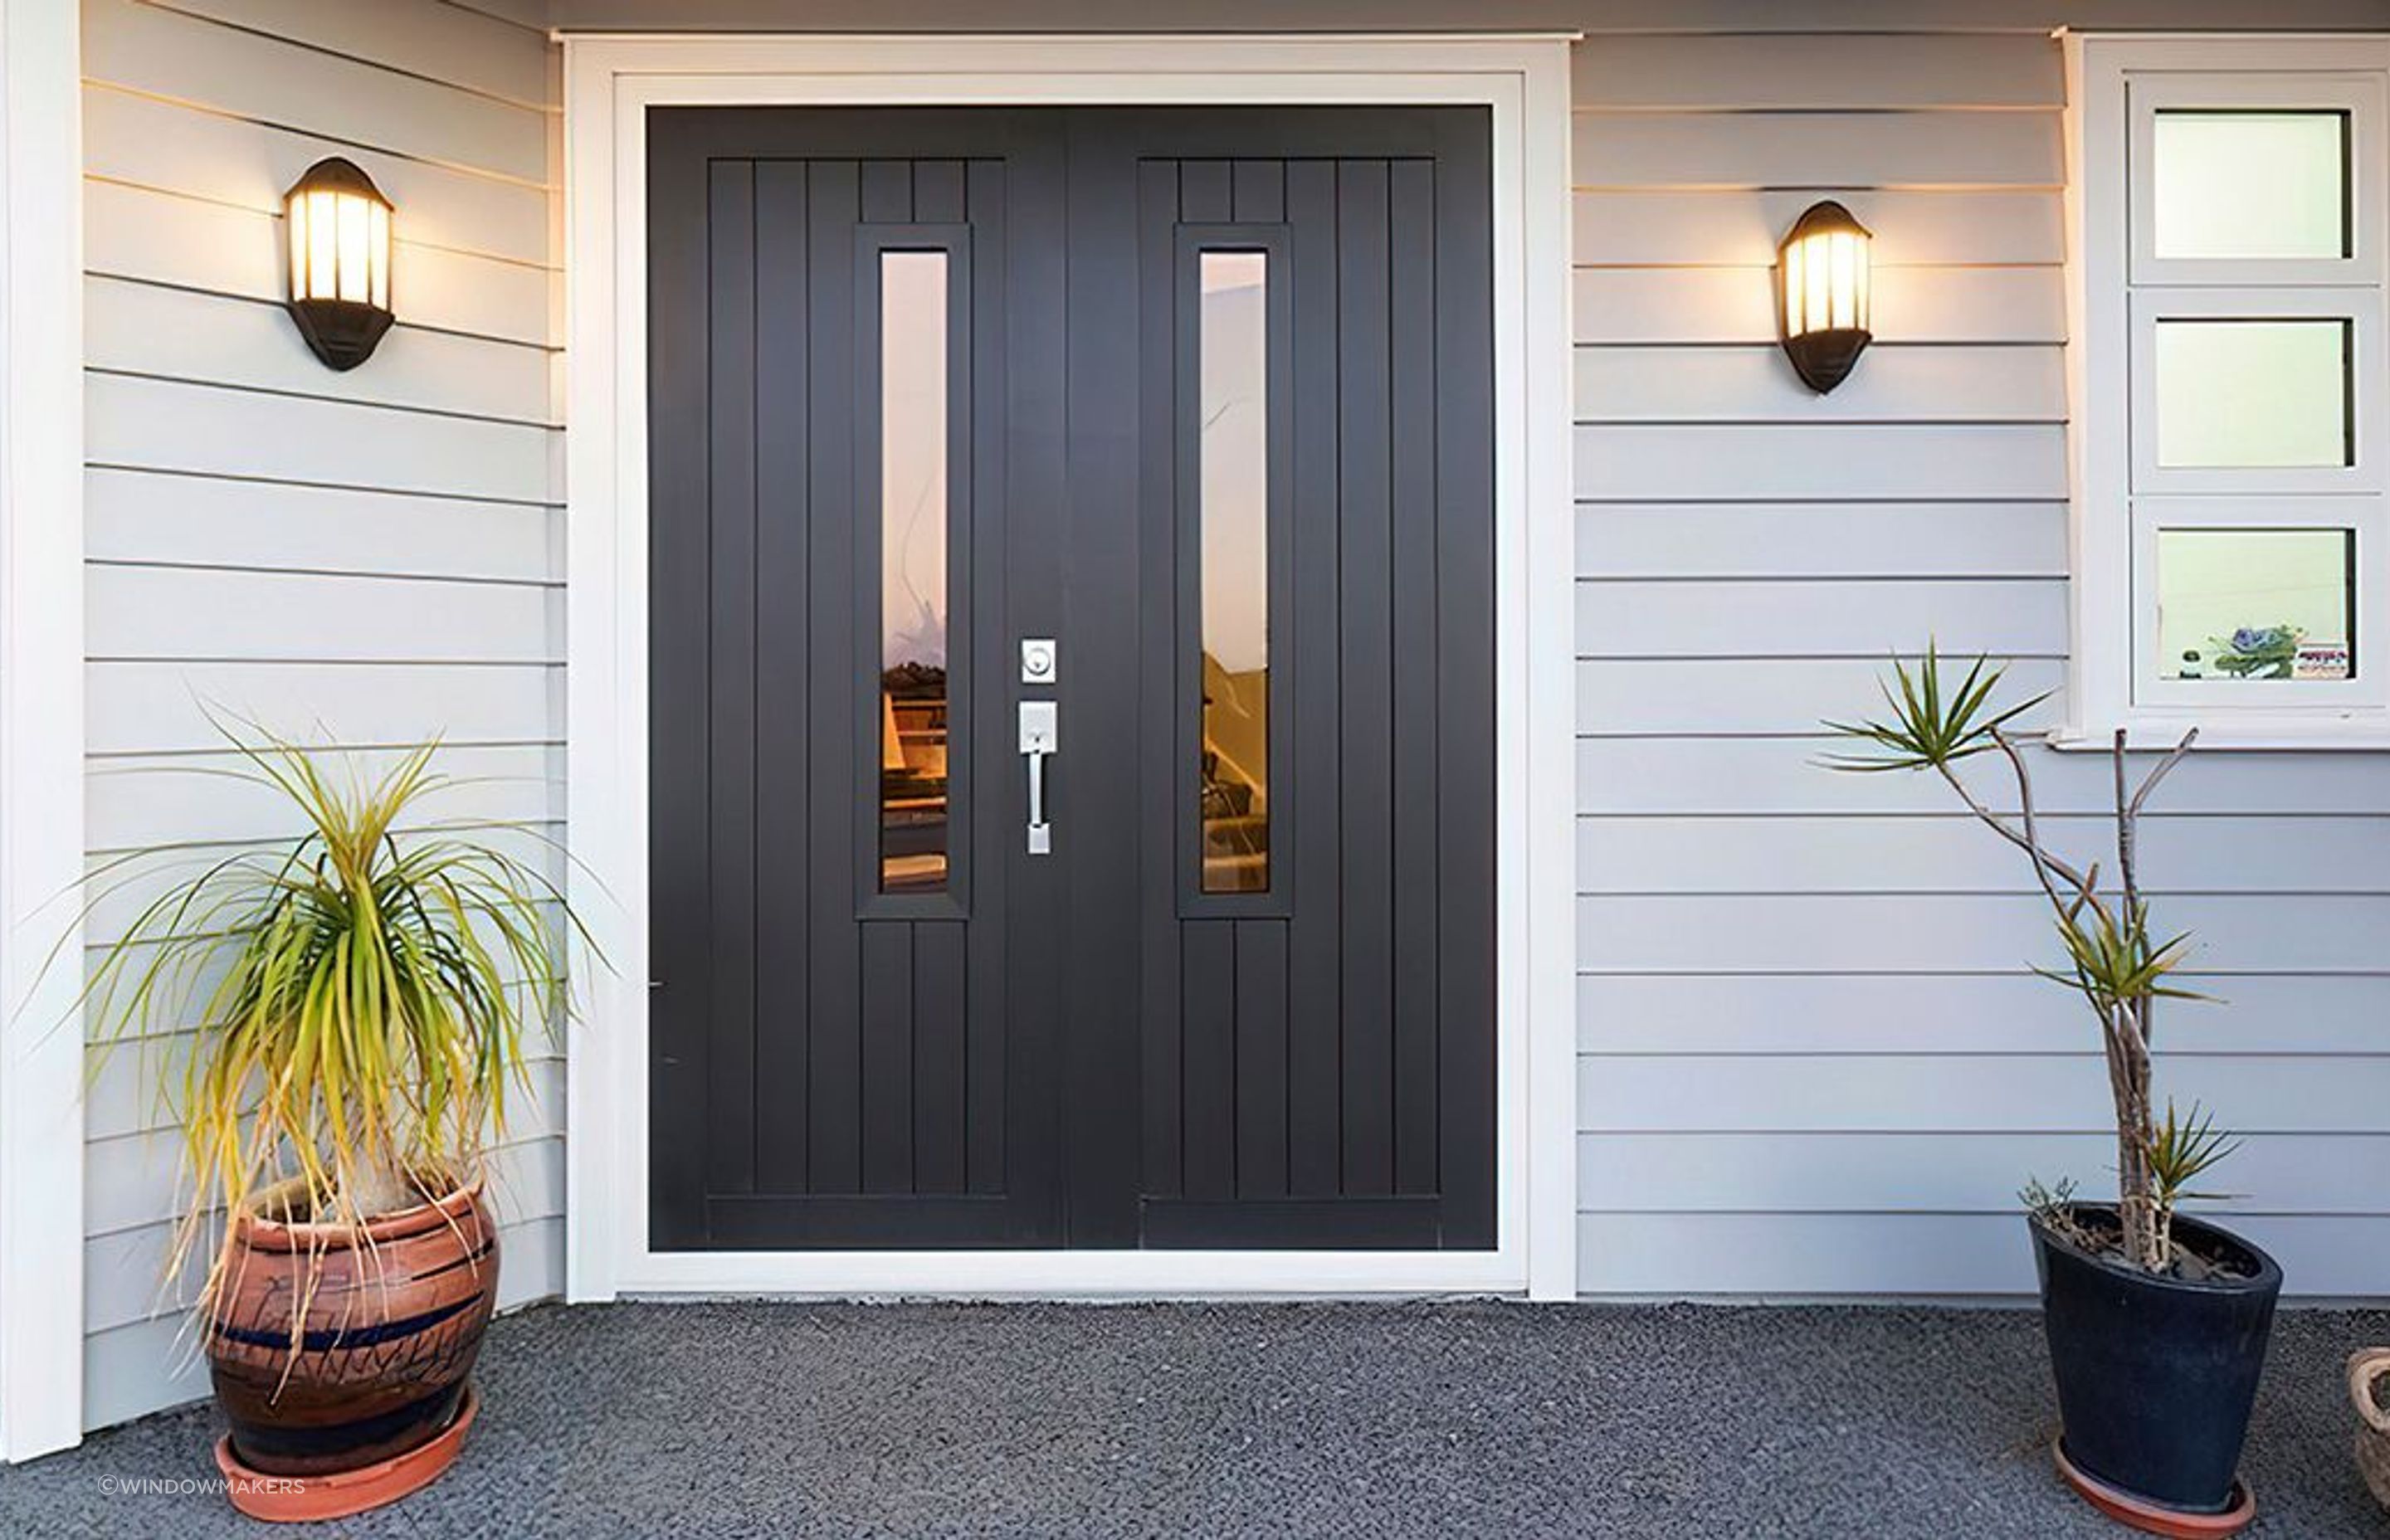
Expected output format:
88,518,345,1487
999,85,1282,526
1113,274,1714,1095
648,107,1494,1252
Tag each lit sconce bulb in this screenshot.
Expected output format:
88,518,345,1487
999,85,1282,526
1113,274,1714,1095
283,158,395,370
1777,200,1873,393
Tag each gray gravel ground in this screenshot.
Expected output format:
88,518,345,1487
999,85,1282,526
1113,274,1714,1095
2,1300,2384,1538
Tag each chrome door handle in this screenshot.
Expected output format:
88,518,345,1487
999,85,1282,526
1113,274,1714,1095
1019,700,1057,855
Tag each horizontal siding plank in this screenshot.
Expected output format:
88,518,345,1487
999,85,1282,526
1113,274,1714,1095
1578,894,2390,976
1571,34,2062,112
88,1043,563,1143
1574,110,2061,189
1578,578,2065,657
149,0,553,110
89,564,559,664
89,659,560,753
1578,973,2390,1058
1579,814,2390,894
82,1314,210,1430
1577,1213,2387,1298
86,374,553,504
85,85,549,267
1575,344,2064,423
1575,188,2064,267
1577,657,2068,737
1576,502,2067,580
1579,1132,2390,1216
1577,425,2066,501
87,277,552,426
1574,266,2062,345
1578,738,2390,816
88,466,556,582
85,180,551,347
88,742,557,851
1579,1053,2388,1136
83,0,547,184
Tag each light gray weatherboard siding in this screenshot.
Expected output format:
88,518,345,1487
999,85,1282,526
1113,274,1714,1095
76,0,563,1432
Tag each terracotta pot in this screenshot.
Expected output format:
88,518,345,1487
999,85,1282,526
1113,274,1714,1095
2350,1348,2390,1510
206,1173,499,1479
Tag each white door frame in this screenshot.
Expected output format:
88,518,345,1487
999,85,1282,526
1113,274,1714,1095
561,32,1580,1302
0,0,86,1462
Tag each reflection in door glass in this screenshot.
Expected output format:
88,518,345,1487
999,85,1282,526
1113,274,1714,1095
880,251,949,892
1199,251,1270,894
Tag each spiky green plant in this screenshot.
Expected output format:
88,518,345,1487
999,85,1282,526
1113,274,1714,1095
80,730,587,1300
1825,646,2226,1274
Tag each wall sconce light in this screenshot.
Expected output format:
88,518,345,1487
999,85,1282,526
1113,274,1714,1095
284,157,394,371
1777,200,1872,393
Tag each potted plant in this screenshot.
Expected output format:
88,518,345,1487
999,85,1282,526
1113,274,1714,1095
83,733,582,1522
1826,649,2280,1539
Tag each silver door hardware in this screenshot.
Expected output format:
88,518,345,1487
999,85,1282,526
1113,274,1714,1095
1019,699,1058,855
1020,637,1058,685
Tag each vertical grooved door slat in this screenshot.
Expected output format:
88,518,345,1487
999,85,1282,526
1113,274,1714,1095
704,159,760,1200
1179,158,1232,223
914,158,966,223
913,920,968,1194
1336,158,1397,1200
1388,157,1441,1196
645,116,715,1247
860,922,916,1194
1432,115,1499,1247
1234,919,1290,1198
1232,159,1285,223
1137,157,1187,1202
1181,919,1237,1201
753,159,813,1196
861,158,913,223
1284,154,1345,1200
804,158,864,1196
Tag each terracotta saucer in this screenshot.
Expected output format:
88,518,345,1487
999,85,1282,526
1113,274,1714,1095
2053,1438,2255,1538
212,1383,479,1523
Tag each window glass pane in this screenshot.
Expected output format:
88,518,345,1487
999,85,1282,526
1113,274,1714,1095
2158,528,2355,681
2154,319,2350,469
1199,251,1270,894
2153,110,2349,261
880,251,949,892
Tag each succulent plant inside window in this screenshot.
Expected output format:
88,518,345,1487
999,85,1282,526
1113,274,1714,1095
2206,625,2305,680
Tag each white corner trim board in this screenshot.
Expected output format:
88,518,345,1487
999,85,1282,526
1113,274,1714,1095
0,0,87,1464
560,32,1580,1302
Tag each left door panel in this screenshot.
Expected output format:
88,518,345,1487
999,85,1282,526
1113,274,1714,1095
646,110,1067,1249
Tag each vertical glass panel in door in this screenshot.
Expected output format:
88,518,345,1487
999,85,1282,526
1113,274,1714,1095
2154,319,2352,469
1197,251,1270,894
880,251,950,891
2158,528,2355,680
2153,111,2349,261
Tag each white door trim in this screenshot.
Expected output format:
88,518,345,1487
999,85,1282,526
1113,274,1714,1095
0,0,86,1462
561,32,1579,1302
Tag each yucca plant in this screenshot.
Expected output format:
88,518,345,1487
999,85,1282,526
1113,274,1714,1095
1824,646,2222,1273
80,729,584,1300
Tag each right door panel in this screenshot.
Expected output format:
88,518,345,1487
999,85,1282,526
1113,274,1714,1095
1068,110,1497,1250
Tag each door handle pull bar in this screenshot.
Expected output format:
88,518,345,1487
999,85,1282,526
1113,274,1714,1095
1019,700,1058,855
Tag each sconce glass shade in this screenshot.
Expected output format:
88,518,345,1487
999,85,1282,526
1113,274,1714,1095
1778,200,1872,393
284,157,394,371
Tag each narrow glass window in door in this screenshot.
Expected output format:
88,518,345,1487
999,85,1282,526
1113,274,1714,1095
880,251,950,891
1197,251,1270,894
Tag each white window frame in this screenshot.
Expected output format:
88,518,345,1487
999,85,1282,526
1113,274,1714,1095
560,32,1581,1304
2066,33,2390,748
